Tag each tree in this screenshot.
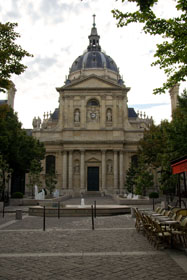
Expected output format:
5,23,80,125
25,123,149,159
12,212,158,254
125,161,137,194
137,91,187,194
27,159,43,197
134,155,154,196
0,155,12,199
0,104,45,181
0,22,33,92
112,0,187,94
45,168,57,195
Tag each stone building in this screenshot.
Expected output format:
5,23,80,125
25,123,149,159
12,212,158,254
32,19,153,196
0,82,16,109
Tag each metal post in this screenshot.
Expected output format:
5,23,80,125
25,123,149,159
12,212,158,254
91,205,94,230
94,200,96,218
178,173,181,208
2,200,5,218
58,202,60,219
153,198,155,211
43,206,46,231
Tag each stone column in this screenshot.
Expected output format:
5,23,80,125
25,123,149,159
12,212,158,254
62,151,67,189
68,151,73,190
102,150,106,192
123,151,129,193
80,150,85,191
119,150,124,194
81,96,85,128
101,95,106,128
114,150,118,192
113,95,117,128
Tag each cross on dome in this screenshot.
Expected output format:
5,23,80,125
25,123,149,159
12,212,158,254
93,14,96,27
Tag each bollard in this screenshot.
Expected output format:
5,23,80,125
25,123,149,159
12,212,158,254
2,201,5,218
58,202,60,219
16,210,22,220
91,205,94,230
43,206,46,231
94,200,96,218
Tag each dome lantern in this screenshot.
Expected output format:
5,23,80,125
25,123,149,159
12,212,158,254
87,14,101,52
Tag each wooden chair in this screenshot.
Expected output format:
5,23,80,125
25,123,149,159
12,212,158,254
134,208,144,233
151,220,172,249
171,217,187,248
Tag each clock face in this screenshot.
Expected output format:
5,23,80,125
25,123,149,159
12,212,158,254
91,112,96,119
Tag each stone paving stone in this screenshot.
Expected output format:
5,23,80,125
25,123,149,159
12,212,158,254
1,255,187,280
0,213,16,225
0,200,187,280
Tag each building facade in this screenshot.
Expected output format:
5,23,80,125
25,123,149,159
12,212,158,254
32,20,152,196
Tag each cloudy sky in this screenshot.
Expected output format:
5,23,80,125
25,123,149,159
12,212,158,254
0,0,185,128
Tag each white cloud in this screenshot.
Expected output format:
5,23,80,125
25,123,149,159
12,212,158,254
0,0,186,128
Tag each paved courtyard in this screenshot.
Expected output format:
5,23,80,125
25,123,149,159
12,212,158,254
0,196,187,280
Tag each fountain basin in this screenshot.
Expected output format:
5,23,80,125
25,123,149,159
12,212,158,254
29,204,131,217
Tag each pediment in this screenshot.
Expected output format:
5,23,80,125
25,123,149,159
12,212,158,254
87,157,100,163
62,75,122,90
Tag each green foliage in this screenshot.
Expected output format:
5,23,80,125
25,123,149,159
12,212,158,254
112,0,187,94
0,104,45,174
45,169,57,195
0,22,33,92
134,157,154,195
125,162,136,193
137,91,187,193
0,154,12,193
11,192,23,198
27,159,43,195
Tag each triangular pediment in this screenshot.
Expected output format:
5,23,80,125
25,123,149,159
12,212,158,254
59,75,122,90
87,157,100,163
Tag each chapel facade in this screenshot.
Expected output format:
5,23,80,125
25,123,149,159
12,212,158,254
31,18,153,196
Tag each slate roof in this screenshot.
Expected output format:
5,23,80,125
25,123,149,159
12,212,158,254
128,108,138,118
0,100,7,106
70,51,118,74
51,108,59,120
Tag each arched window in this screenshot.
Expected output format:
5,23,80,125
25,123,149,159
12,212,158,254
87,99,99,106
46,155,55,174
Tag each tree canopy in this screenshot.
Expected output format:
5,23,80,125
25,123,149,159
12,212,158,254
112,0,187,94
136,91,187,193
0,105,45,175
0,22,33,92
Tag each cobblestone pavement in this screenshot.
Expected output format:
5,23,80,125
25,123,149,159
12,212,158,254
0,198,187,279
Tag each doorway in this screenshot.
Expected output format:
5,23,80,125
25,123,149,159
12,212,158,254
87,167,99,191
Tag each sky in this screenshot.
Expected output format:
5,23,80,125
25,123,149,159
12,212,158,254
0,0,186,128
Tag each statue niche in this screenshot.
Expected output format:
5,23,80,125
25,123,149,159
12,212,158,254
74,109,80,123
106,108,112,122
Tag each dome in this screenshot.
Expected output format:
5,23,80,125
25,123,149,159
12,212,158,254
70,51,118,74
69,15,119,76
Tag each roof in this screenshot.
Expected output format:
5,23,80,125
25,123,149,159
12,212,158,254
128,108,138,118
69,20,119,75
70,51,119,74
51,108,59,120
24,129,33,136
0,100,7,106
